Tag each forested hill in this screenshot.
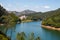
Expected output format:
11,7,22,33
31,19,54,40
0,5,19,24
0,5,12,40
0,5,7,17
0,5,20,35
42,8,60,19
42,8,60,28
0,5,8,23
26,8,60,20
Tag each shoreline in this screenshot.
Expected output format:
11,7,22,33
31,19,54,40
42,25,60,31
22,20,32,23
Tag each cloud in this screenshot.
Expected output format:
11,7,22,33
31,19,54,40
32,5,50,9
43,6,50,8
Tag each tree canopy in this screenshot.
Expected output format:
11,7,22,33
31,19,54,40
42,8,60,28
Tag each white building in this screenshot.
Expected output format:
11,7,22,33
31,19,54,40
19,15,27,20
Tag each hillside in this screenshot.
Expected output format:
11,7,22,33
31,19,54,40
0,5,19,24
8,8,60,21
42,8,60,28
26,12,42,20
0,5,20,34
26,8,60,20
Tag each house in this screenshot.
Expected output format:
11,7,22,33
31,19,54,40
19,15,27,20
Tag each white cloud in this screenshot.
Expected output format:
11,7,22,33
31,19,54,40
32,5,50,9
43,6,50,8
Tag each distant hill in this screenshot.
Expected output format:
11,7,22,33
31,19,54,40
8,10,36,16
26,8,60,20
8,8,60,20
8,11,20,16
20,10,36,14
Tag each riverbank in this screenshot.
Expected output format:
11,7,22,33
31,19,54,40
22,20,32,23
42,25,60,31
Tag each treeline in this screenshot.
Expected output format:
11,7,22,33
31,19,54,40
17,32,41,40
0,5,20,40
0,5,19,24
26,8,60,21
26,12,43,21
42,8,60,28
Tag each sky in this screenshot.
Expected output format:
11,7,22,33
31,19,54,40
0,0,60,12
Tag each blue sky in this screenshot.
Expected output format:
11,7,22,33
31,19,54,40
0,0,60,12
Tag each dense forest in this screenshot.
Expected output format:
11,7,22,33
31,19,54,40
0,5,20,31
0,5,20,40
42,8,60,28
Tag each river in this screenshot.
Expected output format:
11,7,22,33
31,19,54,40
7,21,60,40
